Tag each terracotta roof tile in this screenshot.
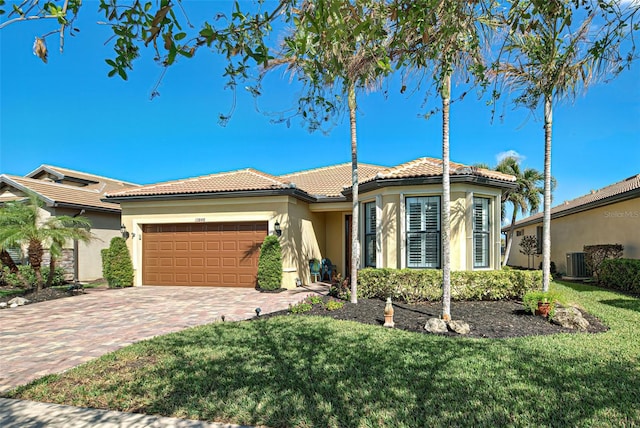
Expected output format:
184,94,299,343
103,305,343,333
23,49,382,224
0,175,123,211
27,165,139,192
363,157,516,183
509,173,640,228
107,157,516,200
281,163,387,197
106,169,292,198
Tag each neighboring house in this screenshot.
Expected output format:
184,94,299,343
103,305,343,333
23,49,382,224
105,157,516,289
503,173,640,274
0,165,139,281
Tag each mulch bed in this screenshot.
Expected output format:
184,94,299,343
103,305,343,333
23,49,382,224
260,297,609,339
0,286,82,306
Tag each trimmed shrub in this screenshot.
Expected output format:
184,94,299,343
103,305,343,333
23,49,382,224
598,258,640,294
358,268,542,304
257,235,282,290
101,237,134,288
1,265,65,288
584,244,624,280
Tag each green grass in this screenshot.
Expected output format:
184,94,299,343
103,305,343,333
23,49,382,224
5,281,640,427
0,288,24,298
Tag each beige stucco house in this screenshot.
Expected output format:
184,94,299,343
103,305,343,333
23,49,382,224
106,157,516,289
503,173,640,275
0,165,138,281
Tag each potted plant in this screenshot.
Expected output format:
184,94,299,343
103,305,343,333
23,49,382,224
523,290,563,318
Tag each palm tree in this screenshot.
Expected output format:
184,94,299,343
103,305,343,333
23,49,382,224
494,157,545,266
270,0,392,303
497,0,635,290
0,193,92,291
393,0,494,320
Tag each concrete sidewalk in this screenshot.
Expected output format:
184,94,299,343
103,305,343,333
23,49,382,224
0,398,256,428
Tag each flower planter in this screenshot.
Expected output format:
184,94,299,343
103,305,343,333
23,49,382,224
535,302,551,317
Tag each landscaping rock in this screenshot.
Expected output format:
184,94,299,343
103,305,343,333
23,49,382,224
425,318,448,334
448,320,470,335
8,297,29,306
552,307,590,331
10,303,18,308
0,302,7,308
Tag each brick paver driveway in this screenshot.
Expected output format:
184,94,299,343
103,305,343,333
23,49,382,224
0,285,327,393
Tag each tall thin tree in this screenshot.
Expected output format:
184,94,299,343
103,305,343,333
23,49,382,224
498,0,638,290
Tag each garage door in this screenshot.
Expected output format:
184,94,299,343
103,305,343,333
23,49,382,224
142,222,268,287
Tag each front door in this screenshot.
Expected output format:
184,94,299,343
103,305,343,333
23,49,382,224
345,214,352,279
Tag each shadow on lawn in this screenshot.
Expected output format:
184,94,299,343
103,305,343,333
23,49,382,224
22,317,631,428
600,299,640,314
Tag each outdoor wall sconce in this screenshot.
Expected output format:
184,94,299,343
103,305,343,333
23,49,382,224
120,224,130,239
274,221,282,237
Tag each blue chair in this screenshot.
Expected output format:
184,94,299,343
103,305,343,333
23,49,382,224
309,259,321,283
321,258,336,282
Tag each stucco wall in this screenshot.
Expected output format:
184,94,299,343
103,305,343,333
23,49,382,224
53,207,121,281
324,211,346,276
506,197,640,273
120,196,308,288
359,183,503,271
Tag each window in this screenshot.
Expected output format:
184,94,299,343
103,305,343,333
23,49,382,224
364,201,376,267
516,229,524,237
536,226,543,254
473,197,491,268
406,196,440,268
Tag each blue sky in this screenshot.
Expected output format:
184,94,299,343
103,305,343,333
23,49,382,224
1,2,638,221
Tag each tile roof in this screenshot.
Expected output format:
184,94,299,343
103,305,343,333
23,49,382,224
363,157,516,183
0,175,124,212
106,157,517,201
106,169,293,198
507,173,640,228
281,163,387,197
27,165,139,193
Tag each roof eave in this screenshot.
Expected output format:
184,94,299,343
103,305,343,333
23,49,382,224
104,187,318,203
344,175,517,195
52,202,122,214
502,188,640,232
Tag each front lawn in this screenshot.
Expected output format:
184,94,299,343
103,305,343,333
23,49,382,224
6,281,640,427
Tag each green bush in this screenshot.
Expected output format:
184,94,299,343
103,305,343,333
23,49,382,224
325,300,345,311
257,235,282,290
1,265,66,288
522,290,564,317
598,258,640,294
358,268,542,304
101,237,134,288
289,301,313,314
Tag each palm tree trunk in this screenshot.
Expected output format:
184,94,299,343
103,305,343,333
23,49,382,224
0,249,19,273
502,209,518,267
28,239,44,292
441,74,452,321
46,256,56,288
348,82,360,304
542,95,553,291
0,249,29,287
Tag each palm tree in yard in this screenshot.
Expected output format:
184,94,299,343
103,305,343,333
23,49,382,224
498,0,637,290
0,193,92,291
269,0,392,303
495,157,544,267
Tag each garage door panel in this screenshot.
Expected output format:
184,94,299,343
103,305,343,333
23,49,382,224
143,221,267,287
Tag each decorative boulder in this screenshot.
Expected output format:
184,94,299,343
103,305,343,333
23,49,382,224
8,297,29,306
425,318,448,334
551,307,590,331
448,320,470,335
0,302,7,308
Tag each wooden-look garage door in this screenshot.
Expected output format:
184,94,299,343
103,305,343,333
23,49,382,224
142,222,268,287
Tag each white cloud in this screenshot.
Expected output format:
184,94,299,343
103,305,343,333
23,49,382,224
496,150,526,164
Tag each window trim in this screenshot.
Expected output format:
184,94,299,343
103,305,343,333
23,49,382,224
473,197,491,269
363,200,377,268
405,195,441,269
